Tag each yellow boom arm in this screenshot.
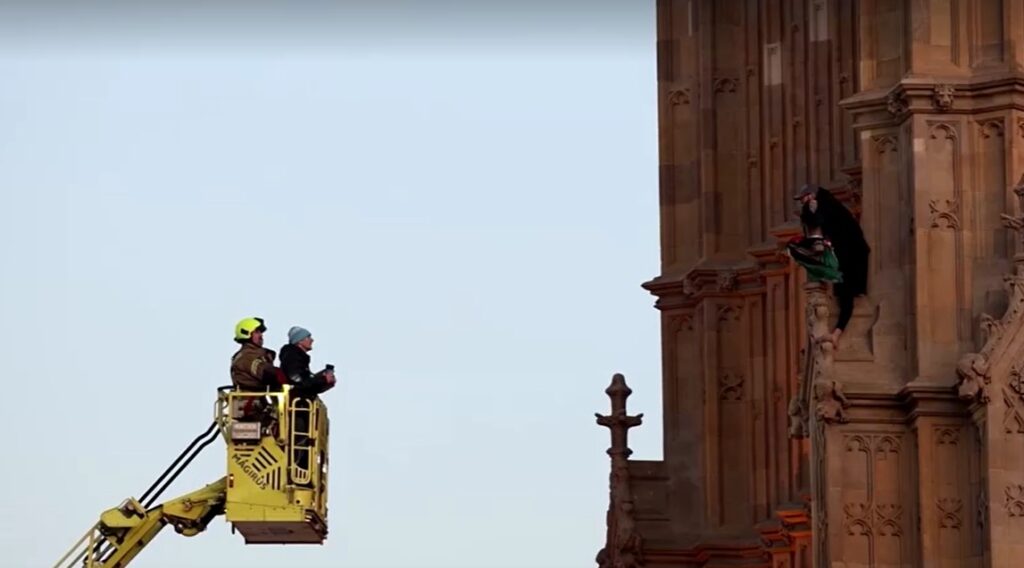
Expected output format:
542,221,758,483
55,386,330,567
54,478,227,568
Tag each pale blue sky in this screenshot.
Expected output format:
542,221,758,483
0,3,662,567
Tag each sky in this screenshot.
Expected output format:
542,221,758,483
0,2,662,567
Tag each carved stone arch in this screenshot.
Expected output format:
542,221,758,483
872,134,898,154
667,88,691,106
928,122,959,140
845,519,872,536
667,313,694,335
877,520,902,537
875,435,902,456
929,199,960,229
716,304,742,325
845,435,871,453
713,77,738,94
979,118,1005,139
936,428,960,445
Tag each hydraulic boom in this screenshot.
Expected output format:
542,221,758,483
55,386,330,567
54,479,227,568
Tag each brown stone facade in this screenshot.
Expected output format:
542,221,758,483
596,1,1024,567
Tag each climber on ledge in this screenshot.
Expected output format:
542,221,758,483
791,184,870,348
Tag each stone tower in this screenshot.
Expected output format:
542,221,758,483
595,1,1024,566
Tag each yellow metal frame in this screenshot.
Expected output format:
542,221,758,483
53,479,226,568
217,387,330,543
55,385,331,567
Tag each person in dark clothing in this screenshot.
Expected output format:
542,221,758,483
279,326,336,398
279,326,335,479
794,184,870,347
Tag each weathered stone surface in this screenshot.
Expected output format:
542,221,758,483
597,1,1024,566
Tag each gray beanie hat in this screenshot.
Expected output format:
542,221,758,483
288,326,311,344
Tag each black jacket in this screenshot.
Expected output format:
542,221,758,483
279,343,332,398
801,186,870,295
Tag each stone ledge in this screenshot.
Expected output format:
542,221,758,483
840,73,1024,129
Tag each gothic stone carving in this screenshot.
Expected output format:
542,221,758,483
716,270,738,292
719,373,744,401
937,498,963,530
713,77,738,94
929,199,960,229
1002,387,1024,434
957,353,991,404
843,502,904,537
815,380,850,423
667,88,690,106
790,283,850,437
595,374,645,568
1004,485,1024,517
872,134,898,154
933,85,955,111
979,487,988,530
788,395,809,438
886,90,908,117
957,179,1024,403
979,118,1005,139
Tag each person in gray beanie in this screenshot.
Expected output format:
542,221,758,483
288,325,312,346
279,326,335,478
279,326,336,399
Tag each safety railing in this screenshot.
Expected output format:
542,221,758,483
289,397,315,484
217,385,329,495
52,522,102,568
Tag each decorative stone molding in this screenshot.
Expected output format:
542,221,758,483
681,278,697,296
815,380,850,423
979,118,1005,139
929,199,960,229
717,270,738,292
713,77,738,94
957,175,1024,404
936,427,960,445
595,374,645,568
1010,363,1024,395
872,134,898,154
1001,387,1024,434
789,282,849,437
937,498,963,530
886,90,908,117
1004,485,1024,517
957,353,991,403
843,502,904,537
1000,175,1024,251
978,488,988,530
933,84,955,111
719,373,744,401
842,76,1024,131
667,88,690,106
788,394,809,438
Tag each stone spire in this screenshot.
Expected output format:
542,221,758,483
595,373,644,568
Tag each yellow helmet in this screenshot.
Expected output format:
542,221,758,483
234,317,266,342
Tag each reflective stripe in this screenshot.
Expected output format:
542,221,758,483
250,359,263,376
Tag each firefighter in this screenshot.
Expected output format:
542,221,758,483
230,317,285,391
